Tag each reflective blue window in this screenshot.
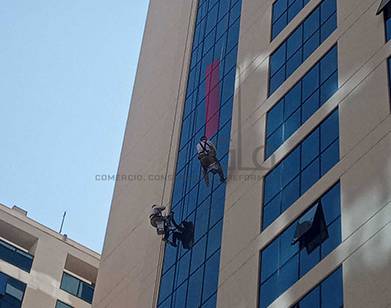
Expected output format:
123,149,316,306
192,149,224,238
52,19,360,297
190,237,206,274
320,266,343,307
297,286,320,308
385,4,391,41
0,239,33,273
159,296,172,308
388,58,391,104
271,0,311,40
259,183,342,308
265,45,338,158
173,282,187,308
56,300,73,308
60,272,94,304
262,109,339,229
202,250,221,302
281,176,300,211
269,0,337,95
186,266,202,308
175,252,191,288
301,158,320,192
206,221,223,258
202,293,217,308
158,1,242,306
292,266,343,307
0,272,26,308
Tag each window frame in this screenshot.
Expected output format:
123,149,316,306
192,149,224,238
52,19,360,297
265,45,338,159
262,108,340,230
268,0,337,96
383,2,391,41
270,0,312,41
258,182,342,308
0,238,34,273
0,272,26,308
60,272,94,304
290,266,343,307
56,300,73,308
388,58,391,112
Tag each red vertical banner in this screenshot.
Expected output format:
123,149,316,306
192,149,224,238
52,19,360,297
205,59,220,138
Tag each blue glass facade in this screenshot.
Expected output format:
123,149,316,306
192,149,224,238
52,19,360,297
0,272,26,308
259,182,342,308
263,108,339,230
271,0,311,40
265,45,338,158
292,266,343,308
0,239,33,273
269,0,337,95
158,0,242,307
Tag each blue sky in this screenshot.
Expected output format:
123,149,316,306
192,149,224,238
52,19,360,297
0,0,149,253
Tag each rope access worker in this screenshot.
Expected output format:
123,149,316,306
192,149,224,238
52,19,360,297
149,205,172,240
169,217,184,247
149,205,194,249
196,136,225,186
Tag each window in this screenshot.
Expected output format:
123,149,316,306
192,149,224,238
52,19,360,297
271,0,311,40
263,108,339,230
292,202,328,253
0,272,26,308
384,2,391,41
377,0,391,40
60,272,94,304
265,45,338,158
56,300,73,308
291,266,343,307
158,0,242,307
0,238,34,272
259,182,341,308
269,0,337,96
388,58,391,105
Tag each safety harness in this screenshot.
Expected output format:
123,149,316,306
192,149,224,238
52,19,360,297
198,141,217,169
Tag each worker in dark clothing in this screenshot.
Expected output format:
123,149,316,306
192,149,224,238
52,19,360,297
170,217,194,249
197,136,225,186
149,205,195,249
149,205,173,241
170,217,185,247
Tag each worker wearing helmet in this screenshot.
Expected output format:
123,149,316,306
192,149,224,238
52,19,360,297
196,136,225,186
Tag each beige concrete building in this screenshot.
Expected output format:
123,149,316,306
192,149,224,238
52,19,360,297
93,0,391,307
0,203,100,308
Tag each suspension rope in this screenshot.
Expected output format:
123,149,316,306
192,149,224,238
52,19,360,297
152,1,196,307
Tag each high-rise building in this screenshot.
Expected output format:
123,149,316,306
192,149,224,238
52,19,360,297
0,203,100,308
93,0,391,307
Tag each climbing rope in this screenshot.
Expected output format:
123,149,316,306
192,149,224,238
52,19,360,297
151,0,196,307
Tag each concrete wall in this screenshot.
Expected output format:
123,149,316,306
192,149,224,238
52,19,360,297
92,0,198,307
94,0,391,307
0,204,99,308
218,0,391,307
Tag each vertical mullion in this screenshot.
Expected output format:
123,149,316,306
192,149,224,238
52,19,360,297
300,24,304,64
77,279,82,299
299,80,303,127
319,282,323,307
318,109,322,182
284,41,288,84
203,190,214,297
